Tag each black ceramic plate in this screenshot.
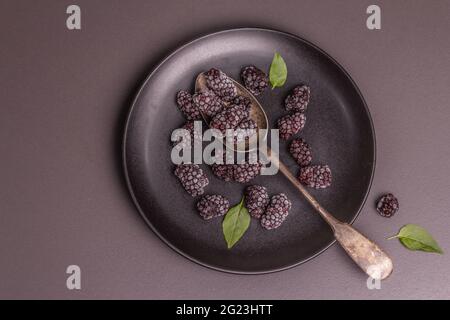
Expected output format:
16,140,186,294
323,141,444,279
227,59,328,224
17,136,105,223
123,28,375,274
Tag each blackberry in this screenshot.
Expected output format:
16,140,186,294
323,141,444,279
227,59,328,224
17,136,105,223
210,104,249,133
232,95,252,112
210,151,234,181
289,138,312,166
192,90,224,118
211,153,262,183
261,193,292,230
376,193,399,217
237,118,257,130
176,90,202,120
174,164,209,197
298,165,332,189
197,195,230,220
232,161,262,183
172,121,202,150
241,66,268,96
211,162,261,183
235,119,258,143
245,185,269,219
285,85,311,112
211,163,234,182
277,112,306,140
205,68,237,102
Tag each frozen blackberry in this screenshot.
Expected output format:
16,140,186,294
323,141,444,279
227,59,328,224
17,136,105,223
234,119,258,143
298,165,332,189
205,68,237,102
176,90,202,120
210,104,249,133
174,164,209,197
211,163,234,182
210,151,234,181
232,161,262,183
376,193,399,217
285,85,311,112
237,118,257,130
172,121,202,150
245,185,269,219
277,112,306,140
197,195,230,220
232,95,252,112
241,66,268,96
261,193,292,230
289,138,312,166
192,90,224,118
211,153,262,183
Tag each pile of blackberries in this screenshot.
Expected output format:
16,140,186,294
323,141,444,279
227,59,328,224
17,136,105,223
276,85,333,189
245,185,292,230
277,85,310,140
173,67,270,221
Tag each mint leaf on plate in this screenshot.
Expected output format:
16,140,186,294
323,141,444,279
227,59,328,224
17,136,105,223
269,52,287,89
222,197,251,249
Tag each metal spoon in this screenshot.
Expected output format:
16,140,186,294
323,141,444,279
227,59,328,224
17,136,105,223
195,72,393,280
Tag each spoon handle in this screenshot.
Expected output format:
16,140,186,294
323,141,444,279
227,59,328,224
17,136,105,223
265,148,393,280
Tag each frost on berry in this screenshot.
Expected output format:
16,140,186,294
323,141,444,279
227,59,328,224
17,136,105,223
376,193,399,217
245,185,269,219
174,164,209,197
210,104,249,134
289,138,312,166
176,90,202,120
285,85,311,112
276,112,306,140
298,165,332,189
197,194,230,220
261,193,292,230
192,90,224,118
241,66,268,96
205,68,237,102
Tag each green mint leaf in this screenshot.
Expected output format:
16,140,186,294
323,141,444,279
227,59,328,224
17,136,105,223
222,197,251,249
389,224,443,254
269,52,287,89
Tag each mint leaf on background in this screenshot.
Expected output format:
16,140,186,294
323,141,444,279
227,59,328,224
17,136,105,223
388,224,443,254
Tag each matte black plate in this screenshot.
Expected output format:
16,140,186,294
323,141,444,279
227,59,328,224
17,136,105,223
123,28,375,274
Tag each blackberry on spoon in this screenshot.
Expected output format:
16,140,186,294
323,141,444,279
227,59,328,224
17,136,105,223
205,68,238,102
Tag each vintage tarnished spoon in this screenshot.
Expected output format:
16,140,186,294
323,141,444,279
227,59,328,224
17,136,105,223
195,72,393,280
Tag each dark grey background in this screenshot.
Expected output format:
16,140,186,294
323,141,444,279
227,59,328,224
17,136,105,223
1,0,449,299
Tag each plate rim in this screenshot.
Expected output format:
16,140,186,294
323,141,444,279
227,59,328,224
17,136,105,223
122,27,377,274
